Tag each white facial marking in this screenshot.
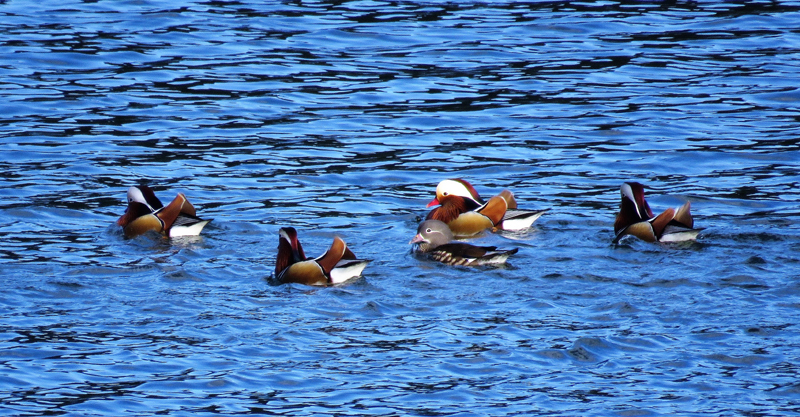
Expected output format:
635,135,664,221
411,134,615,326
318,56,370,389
438,179,471,199
279,229,292,244
127,186,145,204
620,183,640,217
127,186,156,211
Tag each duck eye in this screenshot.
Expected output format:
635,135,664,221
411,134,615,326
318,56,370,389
426,228,432,233
443,192,449,196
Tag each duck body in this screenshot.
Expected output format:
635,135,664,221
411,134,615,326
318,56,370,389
426,194,505,237
426,179,546,237
613,182,702,244
117,185,211,238
275,227,368,286
410,220,518,266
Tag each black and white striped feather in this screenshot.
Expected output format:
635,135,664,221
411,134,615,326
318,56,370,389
411,220,518,266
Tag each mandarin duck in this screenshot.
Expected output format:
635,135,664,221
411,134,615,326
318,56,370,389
117,185,211,238
410,220,519,266
425,179,547,237
613,182,703,244
275,227,369,286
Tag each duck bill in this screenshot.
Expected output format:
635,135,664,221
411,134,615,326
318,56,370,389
426,197,440,208
409,234,426,244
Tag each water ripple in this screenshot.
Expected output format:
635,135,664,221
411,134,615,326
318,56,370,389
2,0,800,416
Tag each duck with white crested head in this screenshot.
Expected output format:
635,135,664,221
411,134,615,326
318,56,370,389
426,178,547,237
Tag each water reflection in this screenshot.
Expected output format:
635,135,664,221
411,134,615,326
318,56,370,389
1,0,800,415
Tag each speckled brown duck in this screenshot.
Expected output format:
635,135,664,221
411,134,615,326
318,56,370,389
410,220,518,266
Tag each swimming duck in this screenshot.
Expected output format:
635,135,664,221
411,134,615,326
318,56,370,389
425,179,547,237
410,220,519,266
275,227,369,286
613,182,702,243
117,185,211,238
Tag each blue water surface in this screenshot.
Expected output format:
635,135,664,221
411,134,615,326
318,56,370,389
1,1,800,415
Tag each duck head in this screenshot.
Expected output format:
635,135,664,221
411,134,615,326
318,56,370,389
126,185,163,211
410,219,455,252
427,179,484,208
615,182,655,234
275,227,307,275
